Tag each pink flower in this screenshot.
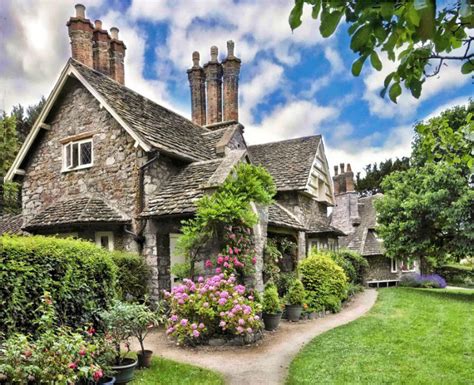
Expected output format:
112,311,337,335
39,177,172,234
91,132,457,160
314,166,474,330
218,298,227,306
219,320,226,328
191,323,198,330
234,247,240,254
193,330,200,338
217,256,224,265
220,291,229,298
236,326,244,334
215,267,222,274
166,327,175,334
203,302,209,308
238,318,245,326
247,327,253,334
170,314,178,322
223,262,230,268
229,248,233,255
205,260,213,268
93,370,103,382
178,299,184,305
87,327,96,336
199,323,205,329
198,276,204,283
79,349,86,356
68,362,77,369
254,315,260,321
251,257,257,265
180,319,188,326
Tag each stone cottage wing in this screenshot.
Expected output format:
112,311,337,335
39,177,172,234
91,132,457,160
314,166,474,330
0,214,26,235
248,136,322,191
268,202,307,230
23,196,130,231
339,194,384,256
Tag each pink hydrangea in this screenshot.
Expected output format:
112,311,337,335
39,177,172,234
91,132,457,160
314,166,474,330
193,330,200,338
215,267,222,274
180,319,188,326
218,298,227,306
205,260,213,268
170,314,178,322
217,256,224,265
203,302,209,308
219,320,226,328
191,323,197,330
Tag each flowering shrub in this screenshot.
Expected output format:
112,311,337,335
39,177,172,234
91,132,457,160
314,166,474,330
164,274,262,344
205,225,257,279
400,273,447,288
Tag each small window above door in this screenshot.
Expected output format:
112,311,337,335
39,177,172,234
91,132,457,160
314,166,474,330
95,231,114,251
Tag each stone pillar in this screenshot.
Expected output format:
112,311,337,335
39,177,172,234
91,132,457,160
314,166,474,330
249,202,268,292
204,46,223,124
109,27,126,85
187,51,207,126
297,231,306,262
92,20,111,75
141,220,160,299
67,4,94,67
222,40,241,122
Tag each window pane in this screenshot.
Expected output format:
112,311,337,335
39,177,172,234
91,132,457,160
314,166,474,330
100,236,109,249
80,141,92,165
65,144,72,168
72,143,79,167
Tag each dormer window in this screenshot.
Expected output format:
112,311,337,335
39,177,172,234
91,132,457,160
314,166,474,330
63,138,93,171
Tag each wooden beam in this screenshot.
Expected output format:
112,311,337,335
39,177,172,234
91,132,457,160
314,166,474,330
40,123,51,130
15,169,26,176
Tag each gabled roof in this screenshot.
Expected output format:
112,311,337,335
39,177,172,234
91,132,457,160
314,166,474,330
0,214,26,235
339,194,384,256
23,196,130,231
268,202,306,230
248,136,322,191
6,59,227,181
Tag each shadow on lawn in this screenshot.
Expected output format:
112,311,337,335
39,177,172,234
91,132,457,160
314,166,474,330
407,287,474,302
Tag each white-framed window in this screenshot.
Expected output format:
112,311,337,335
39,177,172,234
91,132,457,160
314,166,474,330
95,231,114,251
401,258,417,272
63,138,93,171
391,258,398,273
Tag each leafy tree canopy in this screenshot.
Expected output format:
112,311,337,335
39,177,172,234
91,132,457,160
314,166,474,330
10,96,45,143
289,0,474,102
355,157,410,196
0,114,18,177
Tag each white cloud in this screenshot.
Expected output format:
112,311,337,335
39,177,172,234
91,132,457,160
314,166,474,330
245,100,337,144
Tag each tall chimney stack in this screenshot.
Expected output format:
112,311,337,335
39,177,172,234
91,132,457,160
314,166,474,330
222,40,241,122
345,163,355,192
109,27,126,84
67,4,94,67
187,51,207,126
92,20,111,75
204,46,223,125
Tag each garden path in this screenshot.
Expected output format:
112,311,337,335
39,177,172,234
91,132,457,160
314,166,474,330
135,289,377,385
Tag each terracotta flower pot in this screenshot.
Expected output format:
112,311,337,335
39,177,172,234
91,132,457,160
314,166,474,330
137,349,153,368
286,304,303,322
262,312,282,331
111,358,137,385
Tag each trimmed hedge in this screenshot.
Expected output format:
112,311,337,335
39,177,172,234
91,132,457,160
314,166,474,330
436,264,474,288
330,249,368,285
112,251,151,302
0,235,117,336
300,251,348,312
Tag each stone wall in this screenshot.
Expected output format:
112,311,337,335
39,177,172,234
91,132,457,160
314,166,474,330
331,192,360,235
21,78,146,225
276,191,328,228
364,255,399,282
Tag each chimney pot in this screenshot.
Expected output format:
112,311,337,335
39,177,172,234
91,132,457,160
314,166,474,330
75,4,86,18
346,163,352,172
334,165,338,175
222,40,241,122
110,27,119,40
192,51,200,67
340,163,345,173
188,51,206,126
227,40,235,58
94,19,103,30
210,46,218,62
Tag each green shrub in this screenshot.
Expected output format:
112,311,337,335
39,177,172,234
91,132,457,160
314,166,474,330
331,249,368,284
435,264,474,288
286,279,305,306
275,271,297,297
112,251,151,302
262,283,281,314
300,251,348,312
0,235,117,337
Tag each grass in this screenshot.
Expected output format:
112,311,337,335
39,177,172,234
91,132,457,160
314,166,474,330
287,288,474,385
132,356,224,385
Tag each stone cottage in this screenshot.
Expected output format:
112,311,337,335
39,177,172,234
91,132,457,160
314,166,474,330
1,4,342,295
330,164,420,286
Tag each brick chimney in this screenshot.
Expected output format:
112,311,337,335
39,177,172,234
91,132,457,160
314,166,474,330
222,40,241,122
92,20,111,75
187,51,207,126
331,163,360,235
109,27,126,85
67,4,94,68
204,46,223,125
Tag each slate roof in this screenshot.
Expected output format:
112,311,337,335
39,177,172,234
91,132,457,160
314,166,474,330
307,222,346,236
248,136,321,191
23,196,130,230
339,194,384,256
0,214,26,235
142,159,223,217
70,59,216,161
268,202,306,230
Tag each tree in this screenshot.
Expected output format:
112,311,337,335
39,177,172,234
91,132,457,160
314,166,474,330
0,114,18,177
10,97,45,143
374,163,473,270
355,157,410,196
411,99,474,180
289,1,474,102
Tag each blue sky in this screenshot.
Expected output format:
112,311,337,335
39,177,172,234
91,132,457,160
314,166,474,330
1,0,472,173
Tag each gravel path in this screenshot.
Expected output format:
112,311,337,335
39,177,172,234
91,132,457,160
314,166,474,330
134,289,378,385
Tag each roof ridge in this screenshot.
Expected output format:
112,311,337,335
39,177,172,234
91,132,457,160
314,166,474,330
248,134,321,148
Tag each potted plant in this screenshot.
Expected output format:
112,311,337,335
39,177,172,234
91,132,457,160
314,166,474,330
128,302,163,368
100,301,138,385
262,283,282,331
285,279,305,322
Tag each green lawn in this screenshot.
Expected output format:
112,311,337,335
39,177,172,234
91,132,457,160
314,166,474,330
132,357,224,385
287,288,474,385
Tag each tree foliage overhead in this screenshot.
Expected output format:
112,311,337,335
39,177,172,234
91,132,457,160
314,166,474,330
289,0,474,102
0,114,18,178
355,157,410,196
10,96,45,143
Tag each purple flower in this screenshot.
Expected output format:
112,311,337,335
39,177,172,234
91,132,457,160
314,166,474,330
170,314,178,322
193,330,200,338
191,323,197,330
238,318,245,326
180,319,188,326
219,320,226,328
199,323,205,329
218,298,227,306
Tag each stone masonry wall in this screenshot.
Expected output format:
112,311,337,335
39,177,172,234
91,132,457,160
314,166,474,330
276,191,328,229
21,78,146,224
